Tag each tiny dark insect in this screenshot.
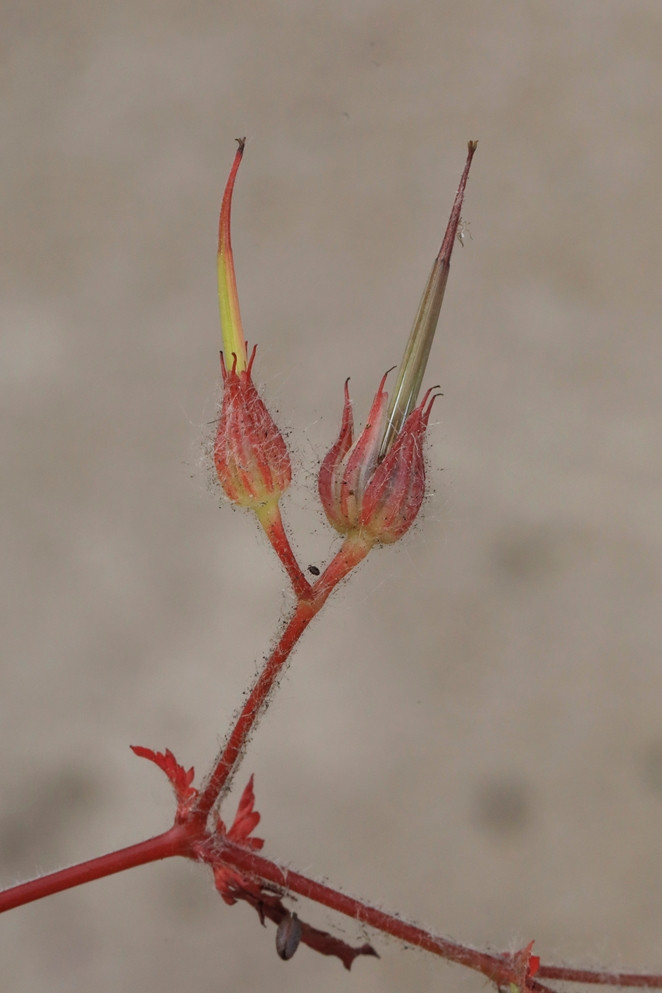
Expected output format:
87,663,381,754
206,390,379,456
276,911,302,961
307,565,320,576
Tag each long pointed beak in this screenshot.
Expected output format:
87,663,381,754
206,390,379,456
379,140,477,459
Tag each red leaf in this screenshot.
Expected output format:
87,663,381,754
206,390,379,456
211,776,265,903
131,745,197,812
227,774,263,849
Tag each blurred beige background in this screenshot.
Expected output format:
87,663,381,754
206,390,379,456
2,2,662,991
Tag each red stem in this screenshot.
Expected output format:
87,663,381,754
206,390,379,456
218,840,525,986
0,536,374,911
216,840,662,990
255,502,311,599
0,824,195,913
537,967,662,989
5,824,662,992
193,533,373,819
193,599,317,818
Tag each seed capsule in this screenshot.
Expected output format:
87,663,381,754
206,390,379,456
276,911,302,961
214,346,292,511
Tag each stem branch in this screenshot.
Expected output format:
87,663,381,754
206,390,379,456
537,966,662,989
193,532,373,819
254,502,311,599
0,824,195,913
219,840,662,990
219,840,518,985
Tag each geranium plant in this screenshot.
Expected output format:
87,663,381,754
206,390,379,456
1,139,661,992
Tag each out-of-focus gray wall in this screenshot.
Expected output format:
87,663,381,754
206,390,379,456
2,2,661,991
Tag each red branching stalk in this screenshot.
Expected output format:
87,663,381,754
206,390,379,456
217,840,504,979
0,826,195,913
3,827,662,991
0,533,375,916
193,531,373,819
253,500,312,599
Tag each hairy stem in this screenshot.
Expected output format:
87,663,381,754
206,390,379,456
218,840,526,987
0,825,195,913
5,825,662,993
193,532,374,820
537,966,662,989
217,840,662,991
254,501,312,599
